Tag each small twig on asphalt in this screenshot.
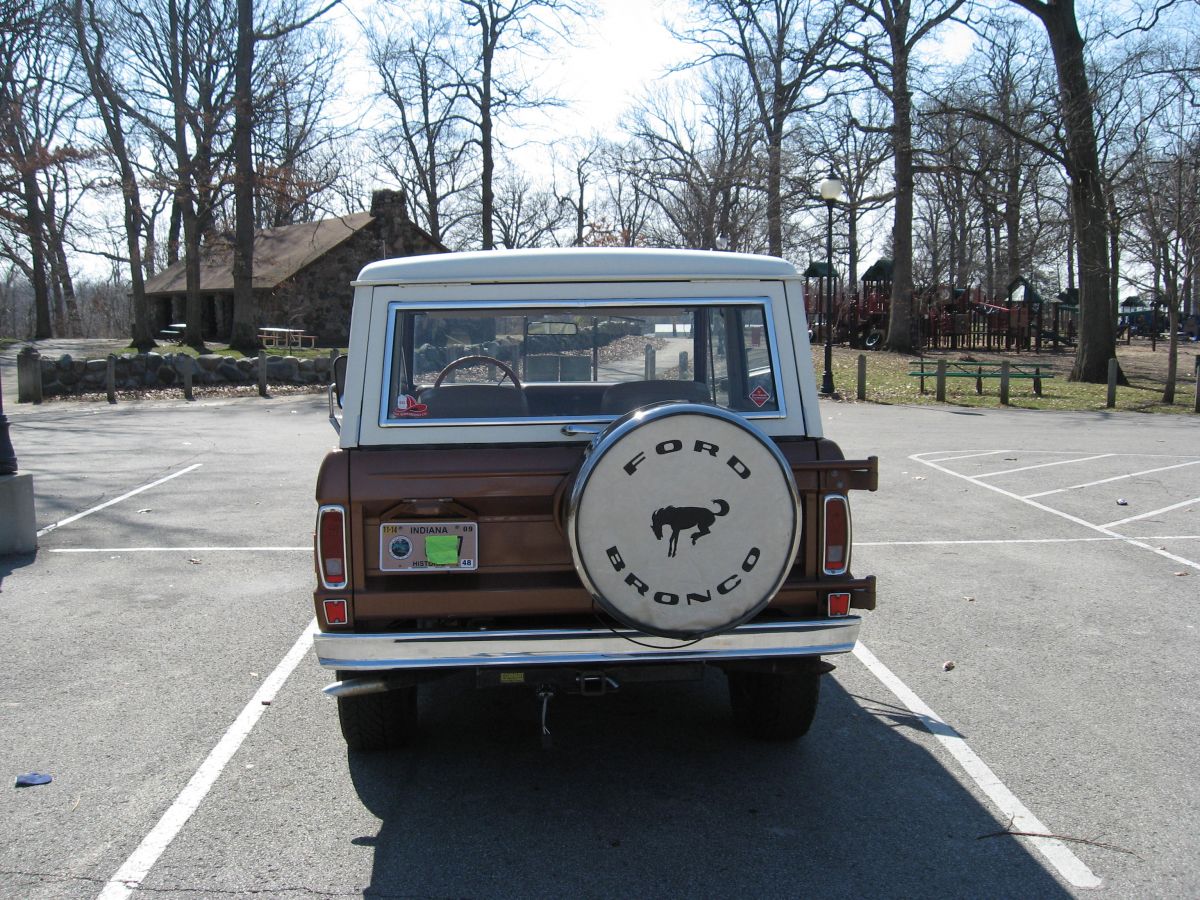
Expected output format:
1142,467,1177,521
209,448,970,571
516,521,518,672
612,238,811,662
977,827,1140,858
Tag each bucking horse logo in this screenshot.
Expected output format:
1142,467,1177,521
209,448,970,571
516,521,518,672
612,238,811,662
651,499,730,558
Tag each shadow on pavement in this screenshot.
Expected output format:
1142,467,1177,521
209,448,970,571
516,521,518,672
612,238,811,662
0,550,36,589
348,672,1073,898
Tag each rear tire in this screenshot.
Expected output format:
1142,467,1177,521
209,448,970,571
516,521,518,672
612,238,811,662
336,675,419,751
727,669,821,741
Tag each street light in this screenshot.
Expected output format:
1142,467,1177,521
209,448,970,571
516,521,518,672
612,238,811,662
819,176,843,396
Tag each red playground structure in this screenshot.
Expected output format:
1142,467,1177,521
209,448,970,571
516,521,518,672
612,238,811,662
803,259,1079,353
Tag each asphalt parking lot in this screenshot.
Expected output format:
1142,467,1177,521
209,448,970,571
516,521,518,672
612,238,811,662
1,391,1197,898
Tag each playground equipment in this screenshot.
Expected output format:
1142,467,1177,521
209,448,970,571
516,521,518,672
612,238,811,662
803,258,1080,353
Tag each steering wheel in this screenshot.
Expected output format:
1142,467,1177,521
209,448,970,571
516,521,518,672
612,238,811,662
433,354,525,390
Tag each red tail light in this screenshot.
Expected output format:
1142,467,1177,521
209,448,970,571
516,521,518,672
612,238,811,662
822,495,850,576
827,592,851,617
317,504,348,589
323,598,348,625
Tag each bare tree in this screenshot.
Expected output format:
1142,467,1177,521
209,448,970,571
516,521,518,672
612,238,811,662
555,136,602,247
628,66,766,252
453,0,586,249
70,0,160,348
370,8,477,248
228,0,340,354
0,0,86,340
591,140,654,247
794,93,893,287
96,0,240,350
491,170,568,248
681,0,852,257
1005,0,1126,382
843,0,968,353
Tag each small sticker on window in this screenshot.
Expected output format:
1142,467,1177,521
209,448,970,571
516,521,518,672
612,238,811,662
749,386,771,407
392,394,428,418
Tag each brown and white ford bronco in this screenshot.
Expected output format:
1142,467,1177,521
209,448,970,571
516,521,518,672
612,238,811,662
313,248,877,750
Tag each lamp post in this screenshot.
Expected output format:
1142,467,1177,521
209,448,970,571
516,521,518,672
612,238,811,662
819,176,843,396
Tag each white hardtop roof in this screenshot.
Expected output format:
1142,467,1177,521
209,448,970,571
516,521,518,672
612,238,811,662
355,247,798,286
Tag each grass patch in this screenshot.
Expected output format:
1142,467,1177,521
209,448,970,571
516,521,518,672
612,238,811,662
0,337,17,352
818,342,1200,414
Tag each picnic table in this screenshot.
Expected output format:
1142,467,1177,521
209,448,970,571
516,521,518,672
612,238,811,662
909,360,1055,398
258,327,316,350
159,323,186,344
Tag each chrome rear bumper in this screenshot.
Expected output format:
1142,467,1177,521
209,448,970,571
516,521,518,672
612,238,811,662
314,617,860,671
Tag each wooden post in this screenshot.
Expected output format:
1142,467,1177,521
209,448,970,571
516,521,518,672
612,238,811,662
105,355,116,404
258,349,268,398
935,359,946,402
1193,355,1199,414
1000,360,1010,405
678,351,689,379
644,344,656,380
975,366,983,395
1107,357,1118,408
856,353,866,401
1033,366,1043,397
182,355,194,401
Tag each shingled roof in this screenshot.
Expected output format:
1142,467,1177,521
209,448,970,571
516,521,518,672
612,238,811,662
144,212,373,296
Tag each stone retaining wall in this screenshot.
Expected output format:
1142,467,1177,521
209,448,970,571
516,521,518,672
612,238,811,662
35,352,333,397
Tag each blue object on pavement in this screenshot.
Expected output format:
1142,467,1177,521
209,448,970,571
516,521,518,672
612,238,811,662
14,772,52,787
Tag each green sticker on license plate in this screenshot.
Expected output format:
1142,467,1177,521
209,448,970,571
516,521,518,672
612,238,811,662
379,522,477,572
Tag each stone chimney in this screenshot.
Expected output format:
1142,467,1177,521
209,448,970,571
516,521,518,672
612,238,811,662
370,189,409,256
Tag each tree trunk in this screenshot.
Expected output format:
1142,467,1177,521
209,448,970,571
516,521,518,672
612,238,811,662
1013,0,1117,383
21,166,53,339
479,38,494,250
229,0,259,353
766,133,783,257
181,198,205,349
70,0,155,350
885,62,915,353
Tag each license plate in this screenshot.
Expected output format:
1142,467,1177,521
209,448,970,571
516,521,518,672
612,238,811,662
379,522,478,572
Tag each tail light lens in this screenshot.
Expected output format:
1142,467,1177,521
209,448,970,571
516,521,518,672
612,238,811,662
323,598,348,625
822,495,850,576
317,504,348,589
827,592,851,617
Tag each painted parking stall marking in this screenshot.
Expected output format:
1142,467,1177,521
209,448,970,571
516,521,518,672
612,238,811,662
1024,458,1200,499
911,451,1200,572
854,642,1102,889
36,463,202,537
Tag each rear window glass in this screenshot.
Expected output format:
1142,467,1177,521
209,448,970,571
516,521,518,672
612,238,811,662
381,301,783,424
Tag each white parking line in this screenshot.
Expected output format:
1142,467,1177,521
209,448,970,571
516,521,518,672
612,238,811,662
1025,459,1200,499
1101,495,1200,529
912,453,1200,572
859,536,1200,547
973,454,1114,478
854,642,1101,889
36,464,202,537
96,619,318,900
50,546,309,553
923,450,1007,463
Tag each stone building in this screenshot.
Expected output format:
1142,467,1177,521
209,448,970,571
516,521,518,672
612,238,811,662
144,190,446,345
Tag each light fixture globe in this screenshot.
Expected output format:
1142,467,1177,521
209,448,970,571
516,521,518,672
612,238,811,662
819,177,843,203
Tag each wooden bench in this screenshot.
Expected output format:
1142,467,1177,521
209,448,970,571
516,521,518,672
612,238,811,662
909,361,1055,397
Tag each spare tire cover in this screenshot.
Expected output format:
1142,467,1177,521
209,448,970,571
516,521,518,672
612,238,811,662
568,402,800,640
